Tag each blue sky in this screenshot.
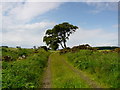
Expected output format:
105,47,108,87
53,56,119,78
34,2,117,31
1,1,118,48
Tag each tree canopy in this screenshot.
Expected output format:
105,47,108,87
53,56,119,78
43,22,78,50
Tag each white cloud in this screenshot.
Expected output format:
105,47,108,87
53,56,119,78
67,27,118,47
2,0,25,2
0,3,2,44
2,0,119,2
2,2,61,47
3,22,55,32
86,2,118,14
2,24,118,48
2,2,62,23
112,24,119,28
2,21,56,48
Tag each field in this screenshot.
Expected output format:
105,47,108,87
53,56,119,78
1,47,119,88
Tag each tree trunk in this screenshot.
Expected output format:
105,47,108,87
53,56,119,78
63,41,67,48
60,43,64,49
61,35,67,49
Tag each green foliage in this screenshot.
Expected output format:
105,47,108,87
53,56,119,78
2,47,34,61
38,46,48,51
2,48,50,88
43,22,78,50
65,50,119,88
60,44,97,54
95,46,119,50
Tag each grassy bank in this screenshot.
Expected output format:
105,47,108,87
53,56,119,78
64,50,119,88
2,47,34,61
2,48,50,88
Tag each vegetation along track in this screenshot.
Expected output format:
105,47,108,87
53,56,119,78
43,52,103,88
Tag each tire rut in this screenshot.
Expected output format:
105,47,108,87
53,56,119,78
42,56,51,88
61,55,102,88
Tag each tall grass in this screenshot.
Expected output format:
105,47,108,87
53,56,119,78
2,48,50,88
65,50,119,88
2,47,34,61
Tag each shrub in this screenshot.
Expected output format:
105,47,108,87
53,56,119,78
38,46,48,51
1,46,8,48
113,48,120,53
60,44,97,54
16,46,21,48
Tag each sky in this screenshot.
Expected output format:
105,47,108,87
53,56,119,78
1,0,119,48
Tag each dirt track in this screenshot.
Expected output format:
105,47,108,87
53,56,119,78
42,56,51,88
42,53,102,88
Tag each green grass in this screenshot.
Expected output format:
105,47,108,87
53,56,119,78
2,47,34,61
0,47,2,89
2,47,119,88
50,53,90,88
2,48,50,88
64,50,119,88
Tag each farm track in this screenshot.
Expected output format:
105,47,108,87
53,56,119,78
42,55,51,88
42,52,102,88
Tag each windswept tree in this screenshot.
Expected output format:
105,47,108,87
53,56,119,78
43,22,78,50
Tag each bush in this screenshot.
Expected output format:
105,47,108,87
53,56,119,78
2,47,34,62
60,44,97,54
16,46,21,48
38,46,48,51
113,48,120,53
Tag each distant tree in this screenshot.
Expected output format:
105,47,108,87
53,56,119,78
16,46,21,48
33,46,37,49
39,46,48,51
43,22,78,50
2,46,8,48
